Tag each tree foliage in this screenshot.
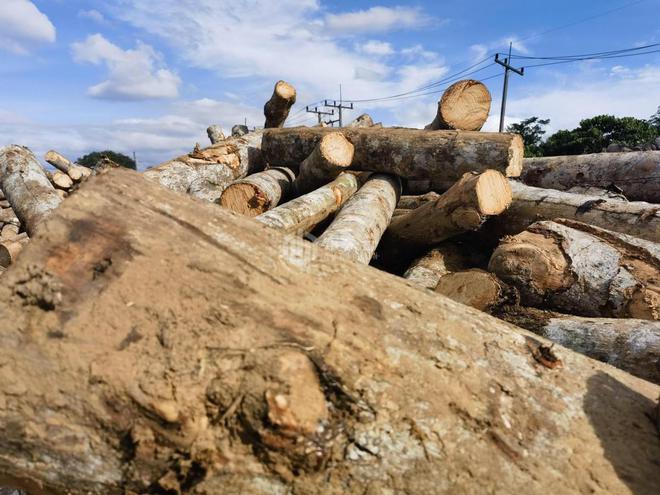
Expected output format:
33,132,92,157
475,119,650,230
77,151,136,170
506,117,550,157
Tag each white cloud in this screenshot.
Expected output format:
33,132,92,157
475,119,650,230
324,6,429,35
470,36,529,62
71,34,180,100
0,0,56,54
356,40,394,56
78,9,107,24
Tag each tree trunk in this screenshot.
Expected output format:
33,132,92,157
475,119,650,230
0,233,28,268
0,168,658,494
207,125,225,145
385,170,512,250
293,132,354,194
489,219,660,320
434,269,513,312
0,224,19,239
44,150,91,181
143,132,264,202
565,185,628,201
498,307,660,384
219,167,295,217
0,145,61,236
397,192,440,210
521,151,660,203
256,173,359,235
424,80,491,131
316,174,400,264
49,170,74,190
262,127,524,189
403,243,473,289
347,113,374,128
264,80,296,128
0,208,19,227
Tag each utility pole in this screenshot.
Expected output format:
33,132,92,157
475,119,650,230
324,84,353,127
133,151,137,168
305,106,334,124
494,43,524,132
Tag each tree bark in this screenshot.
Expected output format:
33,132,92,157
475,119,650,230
207,125,225,145
397,192,440,210
0,168,658,494
219,167,295,217
385,170,512,250
316,174,400,264
264,80,296,128
565,185,628,201
0,208,19,227
434,269,513,312
262,127,524,189
143,132,264,202
498,307,660,384
489,219,660,320
293,132,354,194
0,145,61,237
256,173,359,235
403,243,473,289
425,79,491,131
521,151,660,203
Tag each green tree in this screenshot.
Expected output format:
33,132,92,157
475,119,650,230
506,116,550,157
648,106,660,131
77,150,136,170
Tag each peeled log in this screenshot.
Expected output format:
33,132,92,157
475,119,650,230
143,132,264,202
0,145,61,236
219,167,295,217
293,132,354,194
0,169,658,494
499,307,660,384
316,174,400,264
434,269,512,312
425,79,491,131
264,80,296,128
489,219,660,320
45,150,91,182
262,127,524,189
386,170,512,250
256,173,358,235
522,151,660,203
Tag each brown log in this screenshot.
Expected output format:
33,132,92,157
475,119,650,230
0,233,28,267
143,133,264,202
207,125,225,145
489,219,660,320
397,192,440,209
498,307,660,384
50,170,74,190
0,224,19,239
264,80,296,128
0,145,61,236
403,244,472,289
0,208,19,227
0,168,658,494
256,173,359,235
347,113,374,128
385,170,512,250
434,269,513,312
521,151,660,203
293,132,354,194
425,79,491,131
262,127,524,189
44,149,74,173
316,174,400,264
219,167,295,217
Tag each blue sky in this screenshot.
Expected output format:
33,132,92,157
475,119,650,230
1,0,659,168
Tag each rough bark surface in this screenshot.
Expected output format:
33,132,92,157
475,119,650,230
425,80,491,131
264,81,296,128
499,307,660,384
521,151,660,203
256,173,358,235
489,219,660,320
143,133,264,202
0,169,658,494
316,174,400,264
434,269,512,312
293,132,355,194
397,192,440,210
403,244,472,289
0,145,62,236
262,127,524,189
207,125,225,145
220,167,295,217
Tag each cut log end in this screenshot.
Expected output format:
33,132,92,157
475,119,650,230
475,169,513,215
219,183,269,217
434,269,505,312
319,132,354,168
427,80,491,131
264,80,297,128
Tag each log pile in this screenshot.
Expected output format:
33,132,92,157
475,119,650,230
0,79,659,494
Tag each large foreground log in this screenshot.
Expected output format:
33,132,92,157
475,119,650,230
0,145,61,236
219,167,295,217
499,307,660,384
522,151,660,203
262,127,523,189
264,80,296,128
0,169,658,494
489,219,660,320
425,79,491,131
143,133,264,202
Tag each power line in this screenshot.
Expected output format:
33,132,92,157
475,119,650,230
507,42,660,61
520,48,660,68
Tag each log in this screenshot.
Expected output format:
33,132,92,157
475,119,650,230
207,125,225,145
0,224,19,239
143,132,264,202
232,124,249,137
403,243,472,289
293,132,354,194
45,150,91,182
347,113,374,128
498,307,660,384
219,167,295,217
0,145,61,236
425,79,491,131
0,233,28,268
521,151,660,203
434,269,513,312
264,80,296,128
256,173,358,235
397,192,440,210
566,185,628,201
50,170,74,190
0,168,658,494
262,127,524,188
316,174,400,264
0,208,19,227
385,170,512,250
489,219,660,320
